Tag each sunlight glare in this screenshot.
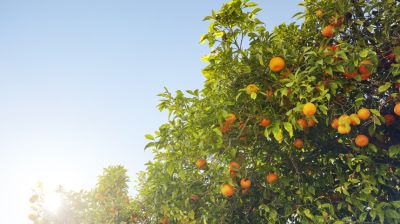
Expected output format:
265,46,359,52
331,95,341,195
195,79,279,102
43,191,62,213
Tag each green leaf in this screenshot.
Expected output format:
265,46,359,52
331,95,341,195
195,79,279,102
360,49,369,58
304,209,314,219
145,134,155,140
251,92,257,99
283,122,293,137
388,145,400,158
378,82,391,93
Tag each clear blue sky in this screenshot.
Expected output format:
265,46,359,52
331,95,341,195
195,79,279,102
0,0,300,223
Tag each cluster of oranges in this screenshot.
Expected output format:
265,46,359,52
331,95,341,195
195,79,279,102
317,9,344,38
195,160,279,198
221,113,237,134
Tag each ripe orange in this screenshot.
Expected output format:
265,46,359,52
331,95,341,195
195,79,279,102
266,172,279,184
384,114,395,126
229,161,241,176
344,70,357,79
293,138,304,149
246,84,260,95
307,118,316,127
355,134,369,147
240,178,251,189
260,118,272,127
349,114,360,126
357,108,370,120
338,124,351,134
196,159,207,169
315,9,323,19
329,16,344,27
297,118,308,129
359,60,372,74
321,25,334,38
303,102,317,116
331,118,339,129
221,184,235,197
269,57,285,72
160,217,169,224
360,73,371,80
394,103,400,116
225,113,237,124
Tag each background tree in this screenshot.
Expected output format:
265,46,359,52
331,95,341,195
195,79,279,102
135,0,400,223
29,165,136,224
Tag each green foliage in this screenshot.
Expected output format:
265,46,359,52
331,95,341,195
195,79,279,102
29,165,135,224
135,0,400,223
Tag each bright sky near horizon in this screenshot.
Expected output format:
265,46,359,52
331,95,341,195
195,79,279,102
0,0,300,223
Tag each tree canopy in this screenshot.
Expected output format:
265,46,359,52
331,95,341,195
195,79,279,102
30,0,400,223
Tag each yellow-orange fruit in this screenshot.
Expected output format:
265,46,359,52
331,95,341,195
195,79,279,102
303,103,317,116
229,161,241,176
293,138,304,149
316,9,323,19
357,108,371,120
246,84,260,95
331,118,339,129
225,113,237,124
307,118,316,127
321,25,334,38
221,184,235,197
349,114,361,126
338,125,351,134
355,134,369,147
297,118,308,129
160,217,169,224
384,114,395,126
196,159,207,169
266,172,279,184
394,103,400,116
260,118,272,127
269,57,285,72
240,178,251,189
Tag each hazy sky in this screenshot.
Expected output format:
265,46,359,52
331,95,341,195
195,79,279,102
0,0,300,223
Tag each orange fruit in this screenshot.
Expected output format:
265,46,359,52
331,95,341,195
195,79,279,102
384,114,395,126
240,178,251,189
355,134,369,147
359,60,372,74
344,70,358,79
307,118,316,127
321,25,334,38
229,161,241,176
293,138,304,149
394,103,400,116
260,118,272,127
239,135,247,141
225,113,237,124
269,57,285,72
160,217,169,224
331,118,339,129
242,188,249,194
338,124,351,134
196,159,207,169
329,16,344,27
303,103,317,116
221,184,235,197
316,9,323,19
357,108,370,120
246,84,260,95
297,118,308,129
360,73,371,80
349,114,361,126
266,172,279,184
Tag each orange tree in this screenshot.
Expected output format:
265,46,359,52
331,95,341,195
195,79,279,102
134,0,400,223
28,165,135,224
